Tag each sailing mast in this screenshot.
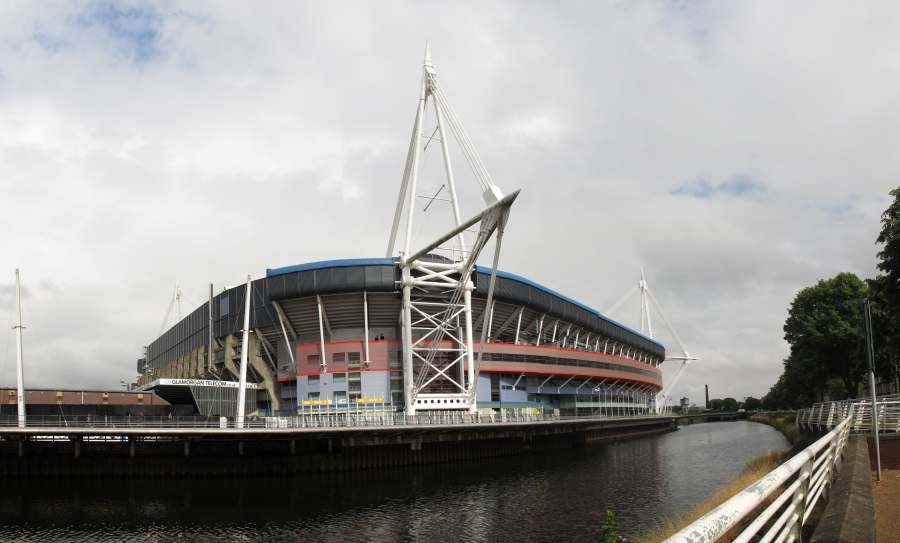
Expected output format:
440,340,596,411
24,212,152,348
13,269,26,428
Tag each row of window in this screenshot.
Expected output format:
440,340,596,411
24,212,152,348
304,350,656,379
478,352,658,378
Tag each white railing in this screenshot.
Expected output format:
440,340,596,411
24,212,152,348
665,407,854,543
0,409,671,431
797,394,900,433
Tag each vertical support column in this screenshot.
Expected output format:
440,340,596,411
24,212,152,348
317,295,327,374
486,303,494,342
536,316,544,346
236,275,252,429
432,96,466,255
463,285,477,414
401,266,416,415
208,283,215,373
402,70,428,256
14,269,26,428
514,308,523,345
363,291,370,366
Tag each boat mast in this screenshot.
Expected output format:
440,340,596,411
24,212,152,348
13,269,26,428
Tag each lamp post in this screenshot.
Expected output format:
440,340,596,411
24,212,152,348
862,298,882,481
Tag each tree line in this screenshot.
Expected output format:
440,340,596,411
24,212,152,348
761,188,900,409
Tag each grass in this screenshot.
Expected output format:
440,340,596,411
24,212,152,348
636,450,788,543
747,413,801,445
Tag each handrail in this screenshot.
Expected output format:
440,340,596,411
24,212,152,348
0,410,672,431
797,396,900,434
665,407,853,543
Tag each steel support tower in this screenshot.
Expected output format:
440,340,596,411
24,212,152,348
387,45,517,414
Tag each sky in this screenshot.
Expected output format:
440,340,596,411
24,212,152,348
1,1,897,403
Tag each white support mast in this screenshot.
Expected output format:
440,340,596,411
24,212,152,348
236,274,252,428
14,269,26,428
387,45,517,414
606,269,697,414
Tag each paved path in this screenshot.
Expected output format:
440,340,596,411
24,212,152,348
872,439,900,543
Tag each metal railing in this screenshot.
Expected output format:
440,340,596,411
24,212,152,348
665,406,854,543
797,394,900,433
0,409,670,431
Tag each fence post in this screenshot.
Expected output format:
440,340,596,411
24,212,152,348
791,455,813,541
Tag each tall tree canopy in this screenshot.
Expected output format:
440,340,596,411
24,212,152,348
781,272,868,402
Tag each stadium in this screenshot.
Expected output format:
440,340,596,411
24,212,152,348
138,258,665,417
136,49,668,419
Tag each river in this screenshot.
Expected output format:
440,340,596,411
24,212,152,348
0,421,789,542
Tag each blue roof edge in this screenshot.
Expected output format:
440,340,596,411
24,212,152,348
266,258,396,277
477,266,664,350
265,258,662,350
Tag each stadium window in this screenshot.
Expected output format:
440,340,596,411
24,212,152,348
308,375,319,384
307,392,319,400
219,297,230,317
348,352,361,369
333,390,347,403
333,352,346,365
333,372,346,383
307,354,320,366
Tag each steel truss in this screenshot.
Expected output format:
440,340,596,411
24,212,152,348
388,45,518,414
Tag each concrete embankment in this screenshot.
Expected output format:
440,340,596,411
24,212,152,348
0,416,676,479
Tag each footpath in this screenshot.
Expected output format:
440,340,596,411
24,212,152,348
871,438,900,543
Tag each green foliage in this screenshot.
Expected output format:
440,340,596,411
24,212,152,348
599,510,622,543
782,272,868,400
742,396,762,410
709,397,739,411
762,187,900,409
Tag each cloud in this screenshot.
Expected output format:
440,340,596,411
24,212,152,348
0,2,897,404
672,176,766,199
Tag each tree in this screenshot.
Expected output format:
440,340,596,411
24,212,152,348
872,188,900,388
783,272,868,400
708,398,739,411
743,397,762,410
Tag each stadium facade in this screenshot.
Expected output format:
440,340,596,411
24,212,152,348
138,258,664,416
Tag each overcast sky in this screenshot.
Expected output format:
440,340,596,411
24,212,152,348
1,2,897,403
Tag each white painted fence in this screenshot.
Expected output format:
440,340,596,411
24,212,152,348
797,394,900,434
665,408,854,543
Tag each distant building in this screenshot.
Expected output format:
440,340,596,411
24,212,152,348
0,387,177,417
680,397,690,411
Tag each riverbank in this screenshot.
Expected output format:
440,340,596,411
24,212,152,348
747,412,801,445
637,450,788,543
637,415,797,542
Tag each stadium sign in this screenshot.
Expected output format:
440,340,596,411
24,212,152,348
158,378,259,389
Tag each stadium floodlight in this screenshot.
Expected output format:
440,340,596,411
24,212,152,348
387,45,519,414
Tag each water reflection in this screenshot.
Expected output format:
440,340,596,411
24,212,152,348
0,421,788,542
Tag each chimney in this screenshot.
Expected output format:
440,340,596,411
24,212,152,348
705,384,709,409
